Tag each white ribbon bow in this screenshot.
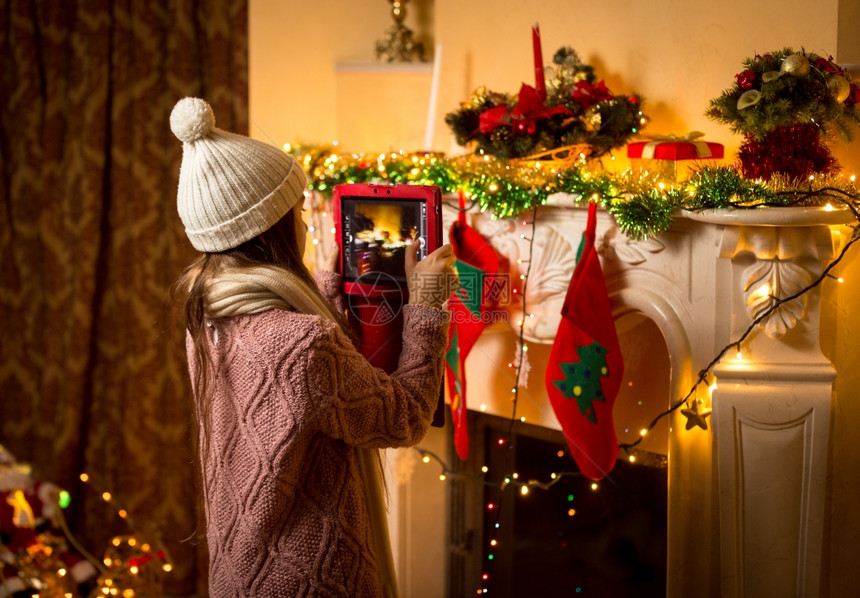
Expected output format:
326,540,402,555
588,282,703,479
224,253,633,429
641,131,712,159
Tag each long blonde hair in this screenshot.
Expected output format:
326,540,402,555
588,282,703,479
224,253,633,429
172,209,350,539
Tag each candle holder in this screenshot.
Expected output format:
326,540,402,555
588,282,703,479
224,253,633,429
375,0,425,62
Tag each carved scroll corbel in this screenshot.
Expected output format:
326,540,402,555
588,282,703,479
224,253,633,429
720,225,833,339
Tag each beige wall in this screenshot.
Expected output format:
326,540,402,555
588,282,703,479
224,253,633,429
250,1,860,594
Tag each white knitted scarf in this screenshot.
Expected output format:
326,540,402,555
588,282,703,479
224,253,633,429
203,265,336,321
202,264,399,598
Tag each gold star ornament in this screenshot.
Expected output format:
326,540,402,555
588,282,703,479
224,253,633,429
681,398,712,431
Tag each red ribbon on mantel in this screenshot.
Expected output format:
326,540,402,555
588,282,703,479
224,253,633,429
479,105,510,134
479,83,572,135
510,84,572,134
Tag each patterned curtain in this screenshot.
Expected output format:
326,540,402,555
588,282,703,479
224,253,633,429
0,1,248,593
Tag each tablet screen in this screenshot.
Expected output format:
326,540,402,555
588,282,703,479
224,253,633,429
340,196,429,286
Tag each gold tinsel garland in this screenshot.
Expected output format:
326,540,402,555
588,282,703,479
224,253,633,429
286,143,860,240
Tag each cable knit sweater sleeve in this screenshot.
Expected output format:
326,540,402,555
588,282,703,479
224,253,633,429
304,304,448,448
314,269,347,315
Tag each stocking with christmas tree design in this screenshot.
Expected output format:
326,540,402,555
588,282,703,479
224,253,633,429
545,201,623,480
445,193,500,460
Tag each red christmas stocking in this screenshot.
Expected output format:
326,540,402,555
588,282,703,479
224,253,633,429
445,193,500,460
545,202,623,480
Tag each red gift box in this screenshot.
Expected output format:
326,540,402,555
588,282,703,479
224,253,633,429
627,134,724,161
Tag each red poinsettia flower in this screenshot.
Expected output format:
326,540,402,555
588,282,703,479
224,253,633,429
571,79,613,109
735,69,757,90
814,56,840,74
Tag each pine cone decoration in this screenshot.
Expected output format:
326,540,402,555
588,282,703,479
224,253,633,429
799,79,829,105
490,127,514,148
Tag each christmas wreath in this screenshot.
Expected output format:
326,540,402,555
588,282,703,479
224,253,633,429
445,47,646,161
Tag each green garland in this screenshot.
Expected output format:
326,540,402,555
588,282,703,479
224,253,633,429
288,145,859,241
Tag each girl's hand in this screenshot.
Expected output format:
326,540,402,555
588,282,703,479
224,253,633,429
324,242,339,273
405,242,459,308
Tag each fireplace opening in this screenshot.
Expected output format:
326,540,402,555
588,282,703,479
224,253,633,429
446,313,670,597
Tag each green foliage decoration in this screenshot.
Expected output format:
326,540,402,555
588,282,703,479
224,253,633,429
288,144,859,241
705,47,860,142
444,47,646,160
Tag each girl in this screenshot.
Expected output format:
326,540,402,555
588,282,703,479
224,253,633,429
170,97,456,597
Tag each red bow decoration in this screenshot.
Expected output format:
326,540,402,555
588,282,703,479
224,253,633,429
571,79,613,109
479,83,572,135
478,105,511,134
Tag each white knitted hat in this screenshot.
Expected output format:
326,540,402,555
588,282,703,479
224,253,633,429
170,97,307,252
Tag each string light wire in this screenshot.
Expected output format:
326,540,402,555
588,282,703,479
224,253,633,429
620,229,858,452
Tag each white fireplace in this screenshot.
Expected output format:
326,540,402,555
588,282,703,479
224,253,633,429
381,197,854,598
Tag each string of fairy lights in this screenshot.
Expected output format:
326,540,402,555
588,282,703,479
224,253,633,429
295,143,860,595
69,472,174,597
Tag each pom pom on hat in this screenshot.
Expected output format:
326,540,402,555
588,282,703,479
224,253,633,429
170,97,216,144
171,97,307,252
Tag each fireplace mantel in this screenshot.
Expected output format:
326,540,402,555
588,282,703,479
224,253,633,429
381,195,854,597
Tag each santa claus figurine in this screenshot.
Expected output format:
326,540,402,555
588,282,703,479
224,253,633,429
0,444,97,597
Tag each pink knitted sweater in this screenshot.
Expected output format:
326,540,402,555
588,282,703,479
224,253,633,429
189,272,448,597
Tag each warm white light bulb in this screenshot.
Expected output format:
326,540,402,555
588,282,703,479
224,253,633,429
751,283,771,302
